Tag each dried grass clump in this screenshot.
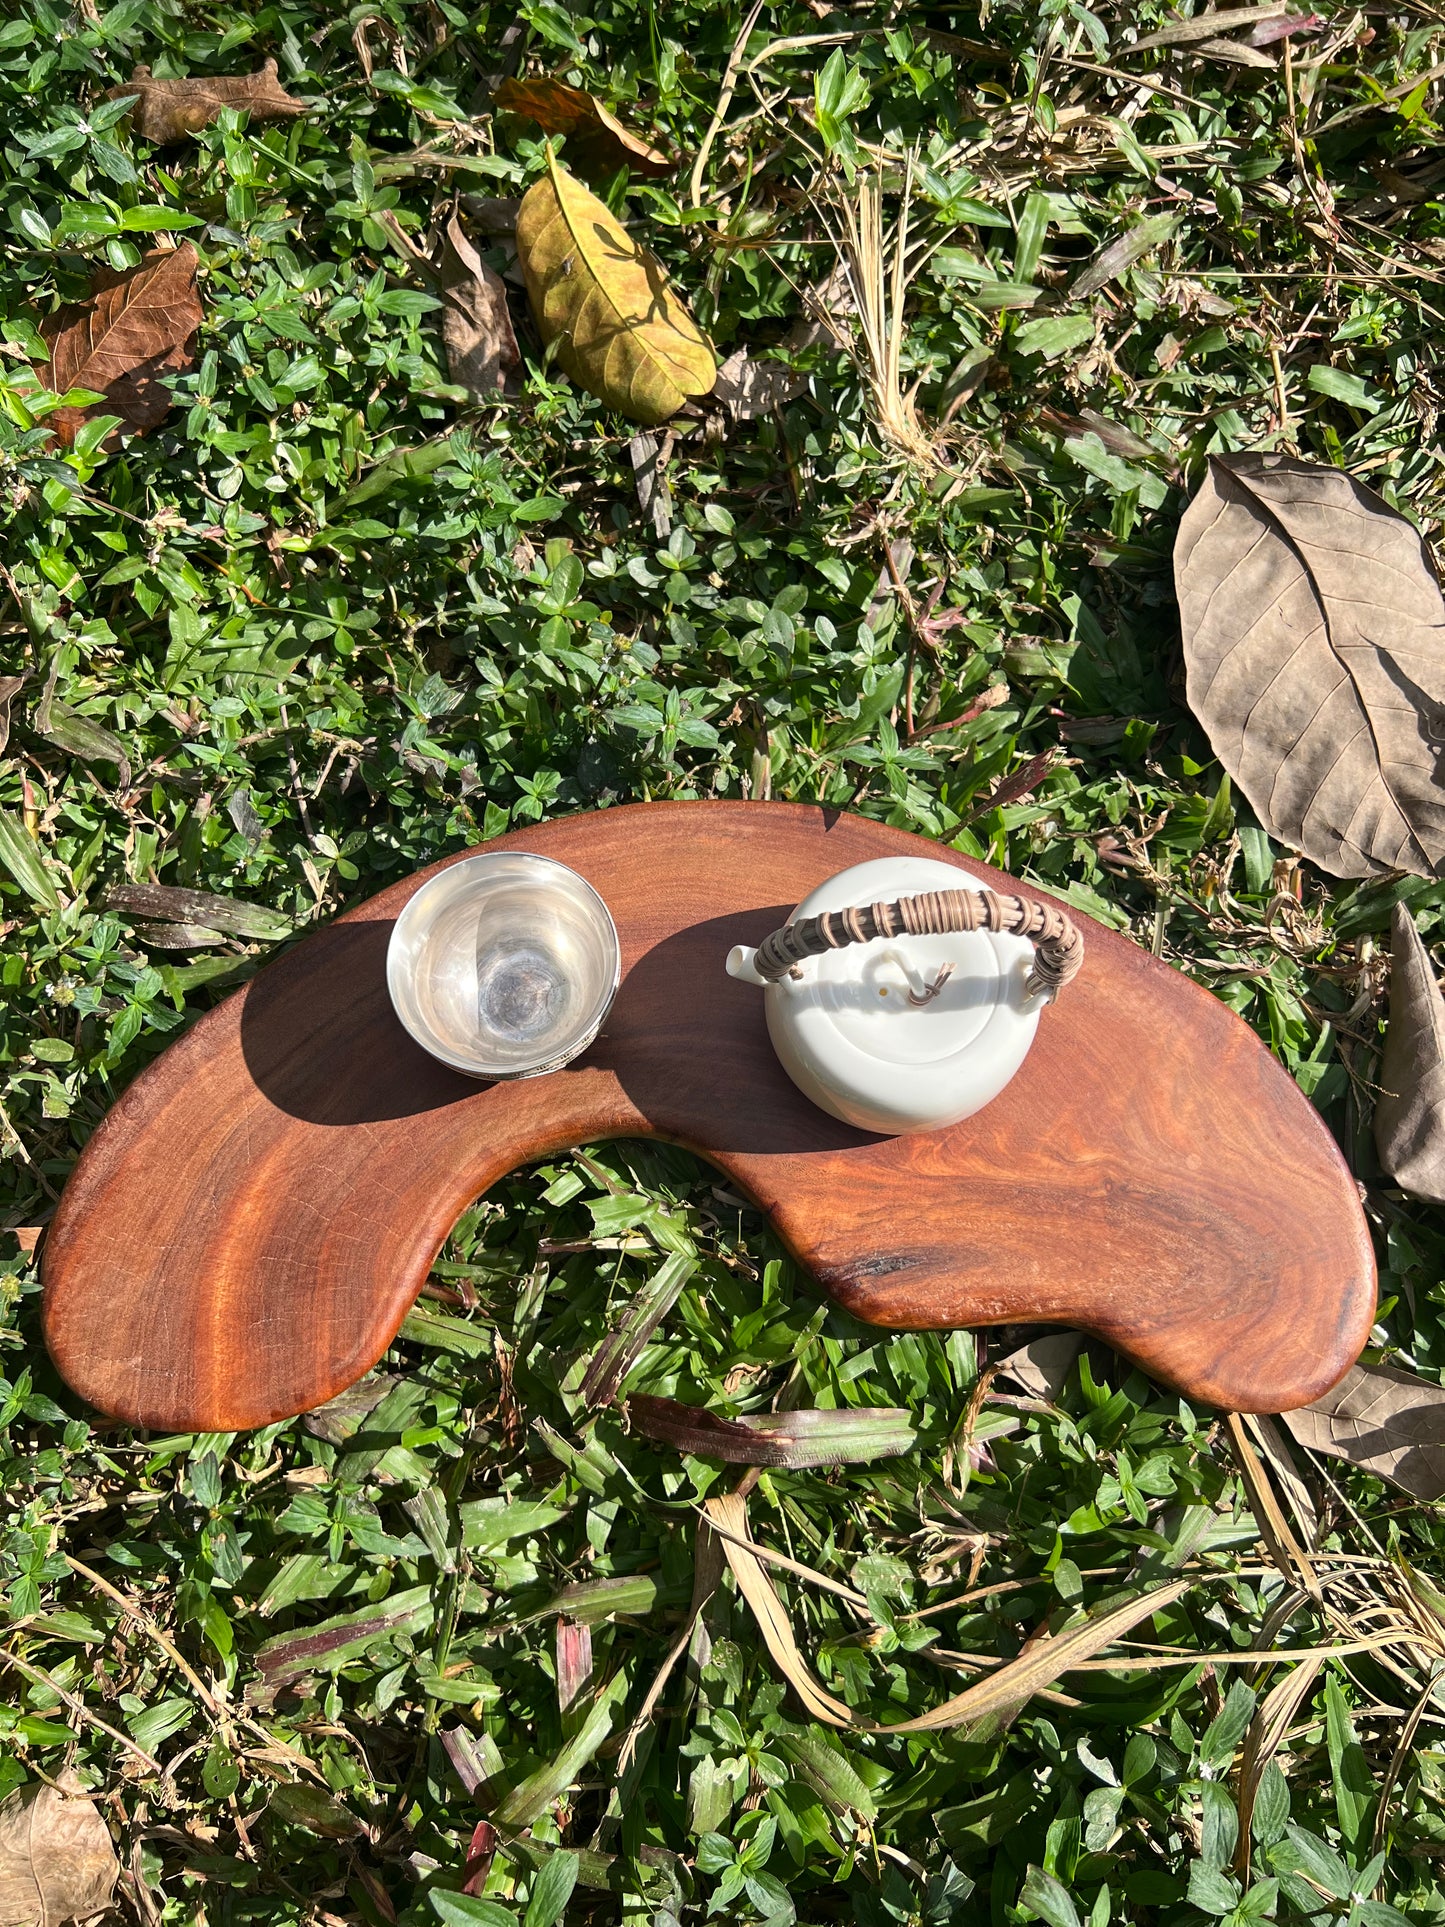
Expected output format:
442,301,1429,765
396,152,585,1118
817,157,944,473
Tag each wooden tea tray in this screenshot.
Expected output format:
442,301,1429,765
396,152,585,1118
42,803,1374,1429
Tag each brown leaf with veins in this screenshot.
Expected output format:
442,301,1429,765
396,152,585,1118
436,212,520,398
711,349,806,423
38,244,202,448
1174,452,1445,879
495,76,672,180
1283,1360,1445,1500
0,1770,118,1927
1374,902,1445,1202
108,58,307,143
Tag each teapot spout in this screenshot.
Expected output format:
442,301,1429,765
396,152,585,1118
726,944,767,987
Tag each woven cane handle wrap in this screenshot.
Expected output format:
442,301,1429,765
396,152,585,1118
752,888,1084,1001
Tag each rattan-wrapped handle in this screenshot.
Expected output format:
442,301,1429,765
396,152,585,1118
752,887,1084,1002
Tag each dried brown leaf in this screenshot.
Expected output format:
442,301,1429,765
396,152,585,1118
711,349,806,423
1283,1361,1445,1500
996,1332,1084,1402
461,1820,498,1897
494,76,671,181
1243,1412,1319,1550
131,921,226,949
1374,902,1445,1201
0,1770,118,1927
437,212,520,398
618,1512,725,1774
784,263,855,354
1192,36,1278,67
458,194,524,236
629,429,673,538
1039,406,1160,464
108,58,308,143
1235,1657,1326,1870
33,663,131,787
1225,1412,1319,1599
1175,452,1445,879
303,1371,401,1446
38,244,202,448
1070,213,1178,300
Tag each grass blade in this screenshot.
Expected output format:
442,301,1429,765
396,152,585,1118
627,1393,917,1466
579,1252,697,1406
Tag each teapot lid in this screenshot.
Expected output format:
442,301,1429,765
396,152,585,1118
762,854,1042,1135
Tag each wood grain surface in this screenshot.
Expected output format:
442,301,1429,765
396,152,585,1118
41,802,1376,1428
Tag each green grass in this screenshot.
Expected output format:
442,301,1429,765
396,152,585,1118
5,2,1445,1922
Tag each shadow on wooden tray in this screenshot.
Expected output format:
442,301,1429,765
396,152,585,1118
235,900,881,1158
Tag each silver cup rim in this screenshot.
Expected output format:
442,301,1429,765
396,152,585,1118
385,849,621,1080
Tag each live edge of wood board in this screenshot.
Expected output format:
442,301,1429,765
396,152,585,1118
41,801,1376,1431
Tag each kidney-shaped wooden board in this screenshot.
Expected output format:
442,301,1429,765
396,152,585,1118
42,802,1375,1429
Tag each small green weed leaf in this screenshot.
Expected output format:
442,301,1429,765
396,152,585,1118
431,1896,518,1927
268,1782,364,1838
524,1849,579,1927
1015,315,1095,360
1324,1674,1375,1851
1200,1680,1256,1770
0,810,60,909
1186,1864,1240,1917
1022,1863,1081,1927
202,1743,240,1800
1307,365,1384,412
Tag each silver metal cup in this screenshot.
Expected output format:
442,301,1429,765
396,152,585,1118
386,852,621,1079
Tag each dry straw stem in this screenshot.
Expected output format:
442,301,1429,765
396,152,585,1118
0,1642,165,1777
816,155,943,472
1224,1411,1321,1600
705,1491,1194,1733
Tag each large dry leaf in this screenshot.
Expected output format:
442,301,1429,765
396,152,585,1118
705,1491,1190,1733
108,58,307,142
1175,452,1445,879
38,244,202,447
1283,1361,1445,1500
1374,902,1445,1201
516,152,715,426
495,76,671,180
0,1770,118,1927
436,212,520,398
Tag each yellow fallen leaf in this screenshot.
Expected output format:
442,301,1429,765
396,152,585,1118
516,150,715,426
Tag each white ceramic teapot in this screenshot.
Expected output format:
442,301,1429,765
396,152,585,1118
726,855,1083,1136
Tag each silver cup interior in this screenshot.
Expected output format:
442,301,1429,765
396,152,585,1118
386,853,620,1079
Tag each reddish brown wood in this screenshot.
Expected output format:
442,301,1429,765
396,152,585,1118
42,803,1375,1429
